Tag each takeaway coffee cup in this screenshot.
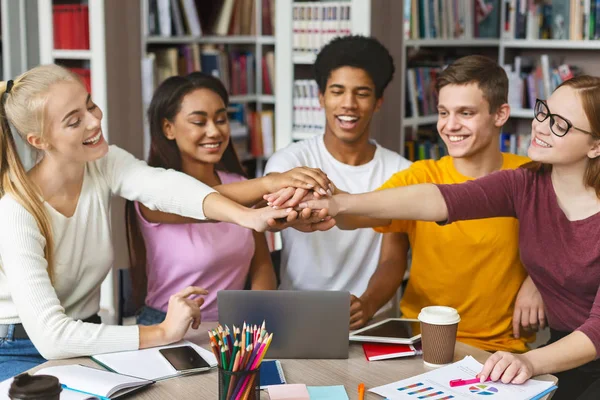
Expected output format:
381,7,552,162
8,373,62,400
418,306,461,367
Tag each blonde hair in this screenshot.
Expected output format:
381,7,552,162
0,64,80,281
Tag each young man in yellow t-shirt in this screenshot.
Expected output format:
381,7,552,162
348,55,545,352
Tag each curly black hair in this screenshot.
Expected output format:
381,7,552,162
313,35,395,99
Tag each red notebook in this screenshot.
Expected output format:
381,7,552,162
363,341,422,361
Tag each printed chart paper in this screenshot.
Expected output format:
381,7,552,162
370,356,554,400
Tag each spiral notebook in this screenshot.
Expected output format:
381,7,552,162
259,360,286,389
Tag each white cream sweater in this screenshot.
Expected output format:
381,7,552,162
0,146,216,359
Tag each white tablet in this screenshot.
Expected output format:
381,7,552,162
349,318,421,344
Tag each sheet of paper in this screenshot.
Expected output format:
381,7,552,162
307,385,349,400
92,340,217,381
369,356,554,400
267,383,310,400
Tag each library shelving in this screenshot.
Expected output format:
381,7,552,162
400,0,600,159
1,0,43,170
37,0,152,323
275,0,372,149
140,0,276,176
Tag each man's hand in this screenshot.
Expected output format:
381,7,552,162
350,295,376,330
265,168,331,199
266,207,336,233
513,276,546,338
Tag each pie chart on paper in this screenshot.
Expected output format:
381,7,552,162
469,384,499,395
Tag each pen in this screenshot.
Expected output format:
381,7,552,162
61,384,110,400
449,376,492,387
358,382,365,400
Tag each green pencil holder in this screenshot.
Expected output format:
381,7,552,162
218,367,260,400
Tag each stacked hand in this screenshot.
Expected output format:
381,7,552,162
261,171,340,232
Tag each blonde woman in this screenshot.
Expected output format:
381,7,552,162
0,64,330,380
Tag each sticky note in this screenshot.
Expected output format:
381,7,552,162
267,384,310,400
307,385,349,400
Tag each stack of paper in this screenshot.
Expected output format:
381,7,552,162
370,356,556,400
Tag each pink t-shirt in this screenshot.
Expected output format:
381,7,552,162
135,170,255,321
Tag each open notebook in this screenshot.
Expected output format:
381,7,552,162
91,340,218,381
0,364,153,400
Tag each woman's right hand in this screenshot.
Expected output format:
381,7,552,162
158,286,208,343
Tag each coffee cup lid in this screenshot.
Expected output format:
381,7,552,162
418,306,461,325
8,373,62,399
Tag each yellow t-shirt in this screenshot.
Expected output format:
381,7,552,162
375,154,532,353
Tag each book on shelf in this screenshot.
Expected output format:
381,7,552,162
293,80,325,134
53,4,90,50
293,2,352,56
405,67,441,120
500,132,531,156
147,0,275,37
502,0,600,40
504,54,580,110
146,46,274,98
228,103,275,159
403,0,500,40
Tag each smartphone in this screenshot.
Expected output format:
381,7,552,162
159,346,211,372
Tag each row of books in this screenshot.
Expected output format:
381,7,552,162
293,2,352,55
293,80,325,134
503,0,600,40
500,132,531,156
405,137,448,162
406,67,442,119
505,55,579,110
147,46,274,96
403,0,501,40
148,0,275,37
53,4,90,50
229,104,275,159
403,131,530,162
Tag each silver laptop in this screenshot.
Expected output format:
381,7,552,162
217,290,350,359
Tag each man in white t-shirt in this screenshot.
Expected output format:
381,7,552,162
265,35,412,328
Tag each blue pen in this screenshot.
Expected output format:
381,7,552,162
61,383,110,400
529,385,557,400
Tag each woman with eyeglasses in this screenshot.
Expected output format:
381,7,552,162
295,75,600,399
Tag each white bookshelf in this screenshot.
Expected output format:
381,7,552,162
140,0,275,169
405,38,500,47
37,0,116,321
510,108,535,119
2,0,42,170
51,49,93,60
502,39,600,50
276,0,372,150
146,35,276,45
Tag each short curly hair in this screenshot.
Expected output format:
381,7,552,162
313,35,395,99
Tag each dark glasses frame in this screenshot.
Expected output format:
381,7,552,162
534,99,593,137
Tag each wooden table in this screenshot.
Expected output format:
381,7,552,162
28,322,557,399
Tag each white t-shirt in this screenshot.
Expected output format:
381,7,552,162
264,134,411,299
0,146,216,359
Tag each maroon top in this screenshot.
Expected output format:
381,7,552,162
436,168,600,357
